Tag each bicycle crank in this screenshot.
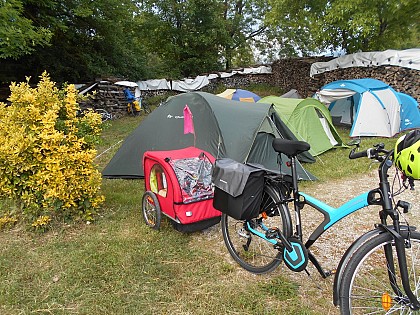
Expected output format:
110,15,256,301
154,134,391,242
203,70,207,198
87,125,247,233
283,237,308,272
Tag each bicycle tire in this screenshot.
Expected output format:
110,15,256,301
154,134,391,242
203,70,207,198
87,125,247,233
142,191,162,230
95,108,111,122
339,230,420,314
221,185,292,274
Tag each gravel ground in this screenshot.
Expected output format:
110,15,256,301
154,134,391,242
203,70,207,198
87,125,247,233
196,169,420,314
288,169,419,314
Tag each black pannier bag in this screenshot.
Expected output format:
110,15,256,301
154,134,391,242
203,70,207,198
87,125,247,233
212,158,265,220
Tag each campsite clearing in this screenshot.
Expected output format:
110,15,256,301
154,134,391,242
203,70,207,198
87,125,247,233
0,100,416,314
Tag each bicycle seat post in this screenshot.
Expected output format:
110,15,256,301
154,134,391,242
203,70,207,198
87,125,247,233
272,138,310,242
289,154,304,241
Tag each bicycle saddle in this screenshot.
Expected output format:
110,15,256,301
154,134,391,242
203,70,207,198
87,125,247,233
272,139,310,157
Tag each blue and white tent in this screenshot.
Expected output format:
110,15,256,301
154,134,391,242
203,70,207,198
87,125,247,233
317,78,420,137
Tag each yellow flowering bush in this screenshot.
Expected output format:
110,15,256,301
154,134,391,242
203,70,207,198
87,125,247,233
0,72,104,225
31,215,52,232
0,215,18,230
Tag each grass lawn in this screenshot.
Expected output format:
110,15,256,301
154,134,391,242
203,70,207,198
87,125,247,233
0,104,400,314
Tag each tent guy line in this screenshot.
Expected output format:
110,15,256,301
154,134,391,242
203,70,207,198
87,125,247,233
95,140,123,160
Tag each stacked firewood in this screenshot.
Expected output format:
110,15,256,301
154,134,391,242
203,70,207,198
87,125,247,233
77,58,419,112
79,80,128,114
271,57,419,102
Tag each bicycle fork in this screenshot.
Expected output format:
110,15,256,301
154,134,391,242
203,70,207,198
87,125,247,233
379,209,420,310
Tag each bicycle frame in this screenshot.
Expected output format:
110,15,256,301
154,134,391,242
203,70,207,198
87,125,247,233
246,146,419,309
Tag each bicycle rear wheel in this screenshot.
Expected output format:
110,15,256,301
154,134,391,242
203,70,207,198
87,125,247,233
221,185,292,274
339,230,420,314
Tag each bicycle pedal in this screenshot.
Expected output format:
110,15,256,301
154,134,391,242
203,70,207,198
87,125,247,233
238,228,250,239
265,228,279,239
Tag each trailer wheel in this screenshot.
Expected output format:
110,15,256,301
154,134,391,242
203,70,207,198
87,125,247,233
142,191,161,230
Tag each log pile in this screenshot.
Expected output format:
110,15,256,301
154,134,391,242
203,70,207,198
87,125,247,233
318,66,420,102
270,58,420,102
79,57,419,112
204,73,272,92
270,57,331,97
80,80,129,114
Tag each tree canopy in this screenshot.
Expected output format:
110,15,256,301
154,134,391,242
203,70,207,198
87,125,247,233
0,0,52,59
0,0,418,84
265,0,420,55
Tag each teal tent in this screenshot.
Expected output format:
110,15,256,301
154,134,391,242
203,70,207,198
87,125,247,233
318,79,420,137
259,96,344,156
102,92,316,180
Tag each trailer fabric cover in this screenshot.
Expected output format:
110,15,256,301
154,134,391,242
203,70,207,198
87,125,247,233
167,153,213,204
142,147,221,231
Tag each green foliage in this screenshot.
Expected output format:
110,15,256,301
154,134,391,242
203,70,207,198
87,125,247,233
1,0,418,84
0,72,104,227
0,215,18,230
1,0,149,82
0,0,274,82
266,0,420,54
0,0,52,59
139,0,228,78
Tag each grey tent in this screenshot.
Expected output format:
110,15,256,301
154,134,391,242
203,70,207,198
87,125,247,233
280,89,301,99
102,92,316,180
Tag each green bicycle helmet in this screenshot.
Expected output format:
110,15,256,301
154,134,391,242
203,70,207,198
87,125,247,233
394,129,420,180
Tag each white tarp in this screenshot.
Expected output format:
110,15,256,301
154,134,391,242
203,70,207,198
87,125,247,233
172,75,210,92
310,49,420,77
137,79,171,90
135,65,272,91
115,81,138,87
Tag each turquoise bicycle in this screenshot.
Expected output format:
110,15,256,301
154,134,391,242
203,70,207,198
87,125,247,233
217,130,420,314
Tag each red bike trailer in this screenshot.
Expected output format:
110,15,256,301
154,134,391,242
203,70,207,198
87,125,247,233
142,147,221,232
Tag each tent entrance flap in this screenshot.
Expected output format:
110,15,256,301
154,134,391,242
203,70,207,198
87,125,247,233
319,117,338,146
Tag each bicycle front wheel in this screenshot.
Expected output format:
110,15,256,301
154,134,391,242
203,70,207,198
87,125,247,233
221,186,292,274
339,230,420,314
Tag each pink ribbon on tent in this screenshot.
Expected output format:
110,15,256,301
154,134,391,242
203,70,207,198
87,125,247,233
183,105,195,135
183,104,196,147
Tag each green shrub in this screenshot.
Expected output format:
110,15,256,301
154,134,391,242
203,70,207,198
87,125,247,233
0,72,104,227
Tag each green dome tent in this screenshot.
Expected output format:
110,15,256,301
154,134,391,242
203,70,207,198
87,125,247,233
259,96,345,156
102,92,316,180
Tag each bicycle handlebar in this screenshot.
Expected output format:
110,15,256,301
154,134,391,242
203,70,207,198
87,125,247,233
348,143,391,161
349,149,369,159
